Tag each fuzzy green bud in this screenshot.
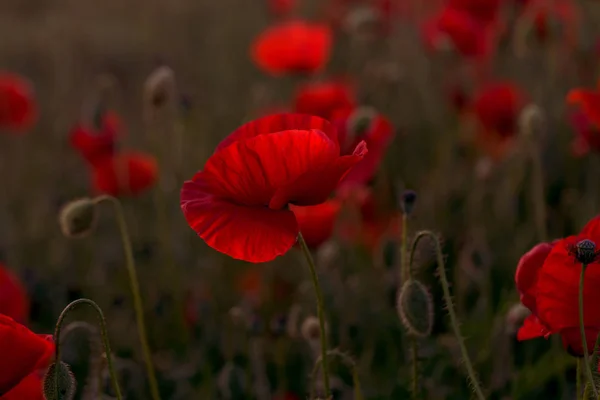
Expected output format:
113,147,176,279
58,198,97,239
397,279,434,337
43,361,77,400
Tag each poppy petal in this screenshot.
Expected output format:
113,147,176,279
92,152,158,197
291,200,342,248
1,373,44,400
567,89,600,128
181,176,298,263
515,242,554,313
517,314,551,341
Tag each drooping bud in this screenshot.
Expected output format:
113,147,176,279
400,189,417,216
396,279,434,337
301,316,323,343
143,66,176,122
518,103,544,140
43,361,77,400
58,198,97,239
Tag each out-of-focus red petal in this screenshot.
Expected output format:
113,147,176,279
70,111,122,166
567,89,600,128
0,73,37,132
0,372,44,400
268,0,295,16
559,327,598,356
92,152,158,197
181,175,298,263
517,314,551,341
515,242,554,314
293,81,356,121
291,200,342,248
0,315,54,395
579,214,600,240
251,21,332,76
216,113,338,152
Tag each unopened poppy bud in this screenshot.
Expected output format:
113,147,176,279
43,361,77,400
400,189,417,216
58,198,97,239
396,279,434,337
143,66,176,115
519,103,544,140
301,316,323,343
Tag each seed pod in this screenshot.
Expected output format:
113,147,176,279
43,361,77,400
396,279,434,337
58,198,97,239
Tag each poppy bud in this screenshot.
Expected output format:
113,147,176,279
43,361,77,400
58,198,97,239
301,315,323,343
143,66,176,118
518,103,544,140
396,279,434,337
399,189,417,216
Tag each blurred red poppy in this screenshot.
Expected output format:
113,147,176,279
293,81,356,120
290,200,342,248
567,82,600,130
568,110,600,157
521,0,577,45
0,264,29,325
268,0,295,16
471,81,526,160
516,216,600,356
0,315,54,394
448,0,501,25
180,113,367,263
251,21,332,76
333,107,394,186
0,73,37,132
70,111,122,166
1,372,43,400
92,151,158,197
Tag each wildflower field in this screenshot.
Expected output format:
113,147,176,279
3,0,600,399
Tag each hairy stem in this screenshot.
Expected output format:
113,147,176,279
410,231,486,400
53,299,122,400
402,213,419,398
298,232,331,398
310,349,364,400
94,195,161,400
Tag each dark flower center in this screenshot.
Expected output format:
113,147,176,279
570,239,600,265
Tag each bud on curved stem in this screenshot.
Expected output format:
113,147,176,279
298,232,331,399
310,349,363,400
53,299,122,400
93,195,161,400
409,231,486,400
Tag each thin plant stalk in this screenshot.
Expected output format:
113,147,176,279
577,359,582,398
310,349,364,400
298,232,331,398
579,263,598,398
53,299,122,400
94,195,161,400
409,231,486,400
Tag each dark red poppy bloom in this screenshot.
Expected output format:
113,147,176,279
422,7,492,59
567,81,600,130
332,107,394,187
92,151,158,197
471,81,526,160
251,21,332,76
290,200,342,248
0,264,29,325
268,0,295,16
0,73,37,132
568,110,600,157
1,372,43,400
180,113,367,263
448,0,502,25
0,314,54,395
293,80,356,120
516,216,600,356
70,111,122,166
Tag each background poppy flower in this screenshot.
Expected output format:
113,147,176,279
568,110,600,157
69,111,122,166
516,216,600,355
1,372,43,400
268,0,295,16
0,264,29,325
181,113,367,263
0,73,37,132
567,81,600,129
448,0,502,25
290,199,342,248
293,80,356,121
92,151,158,197
251,21,332,76
0,315,54,394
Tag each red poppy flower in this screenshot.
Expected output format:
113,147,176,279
293,80,356,120
422,7,492,58
0,315,54,395
268,0,295,16
516,216,600,356
180,113,367,263
70,111,122,166
332,107,394,187
0,73,37,132
92,151,158,197
521,0,577,45
1,372,43,400
471,81,526,160
567,82,600,130
568,110,600,157
290,200,342,248
0,264,29,325
448,0,501,25
251,21,332,76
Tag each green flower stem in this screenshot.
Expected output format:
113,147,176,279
579,263,598,398
310,349,364,400
53,299,122,400
94,195,161,400
409,231,485,400
298,232,331,398
577,359,582,398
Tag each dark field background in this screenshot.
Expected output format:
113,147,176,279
2,0,600,399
